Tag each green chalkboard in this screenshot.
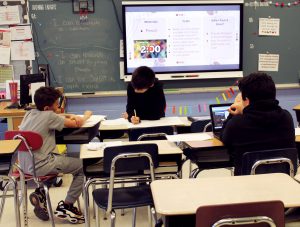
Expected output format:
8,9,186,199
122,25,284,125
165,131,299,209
30,0,125,92
29,1,300,93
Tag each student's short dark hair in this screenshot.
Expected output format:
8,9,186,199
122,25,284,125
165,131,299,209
34,86,61,111
131,66,155,89
238,72,276,102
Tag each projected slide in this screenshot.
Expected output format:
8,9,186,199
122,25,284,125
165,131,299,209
124,4,242,74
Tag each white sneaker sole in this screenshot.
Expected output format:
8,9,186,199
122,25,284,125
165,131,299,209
54,210,84,224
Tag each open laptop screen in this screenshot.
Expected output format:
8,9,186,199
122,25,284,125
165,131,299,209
209,103,232,133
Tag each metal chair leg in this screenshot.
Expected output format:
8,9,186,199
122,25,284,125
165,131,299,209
132,208,137,227
22,181,29,227
110,210,116,227
43,185,55,227
13,165,27,227
150,206,158,226
95,206,100,227
148,207,152,227
102,184,107,220
0,178,20,227
12,178,21,227
92,184,96,219
0,180,10,220
83,180,90,227
121,183,125,216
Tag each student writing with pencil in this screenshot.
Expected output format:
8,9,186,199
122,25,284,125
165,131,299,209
122,66,166,124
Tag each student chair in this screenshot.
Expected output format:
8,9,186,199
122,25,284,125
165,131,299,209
0,148,21,227
128,126,174,141
195,200,285,227
182,119,231,178
91,144,159,227
132,126,182,179
237,147,298,176
5,131,58,227
190,119,212,133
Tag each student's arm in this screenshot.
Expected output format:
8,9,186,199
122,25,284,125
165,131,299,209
126,84,136,122
60,113,76,119
64,110,93,128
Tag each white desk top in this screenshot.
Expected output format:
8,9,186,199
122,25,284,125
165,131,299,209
77,115,106,128
151,173,300,216
80,140,182,159
166,132,212,142
99,116,191,130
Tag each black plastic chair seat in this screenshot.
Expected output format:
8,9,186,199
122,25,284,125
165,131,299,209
128,126,174,141
184,147,231,169
92,185,153,209
0,163,11,175
183,148,230,163
238,147,298,176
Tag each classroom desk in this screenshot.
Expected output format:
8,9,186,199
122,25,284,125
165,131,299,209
0,139,21,154
0,139,22,227
184,132,300,148
293,104,300,126
183,132,224,148
55,115,105,144
80,140,183,227
151,173,300,227
80,140,182,159
99,116,191,131
0,102,26,130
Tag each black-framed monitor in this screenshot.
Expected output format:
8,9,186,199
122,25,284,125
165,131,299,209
20,74,46,107
122,0,243,81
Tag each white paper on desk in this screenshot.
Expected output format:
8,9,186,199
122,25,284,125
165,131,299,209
166,133,212,142
0,6,21,25
10,24,32,40
0,28,11,47
0,46,10,64
130,116,186,129
86,141,123,151
86,142,106,151
258,53,279,72
78,115,107,127
295,128,300,136
31,82,45,104
101,118,130,127
11,40,35,60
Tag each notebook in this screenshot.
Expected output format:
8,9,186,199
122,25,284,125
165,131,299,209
209,103,232,139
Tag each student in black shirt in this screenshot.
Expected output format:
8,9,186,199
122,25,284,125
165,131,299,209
220,72,296,175
123,66,166,124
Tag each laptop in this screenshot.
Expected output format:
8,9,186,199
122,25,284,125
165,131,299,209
209,103,232,139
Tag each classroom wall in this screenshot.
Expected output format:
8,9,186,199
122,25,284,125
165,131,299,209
66,87,300,126
26,0,300,93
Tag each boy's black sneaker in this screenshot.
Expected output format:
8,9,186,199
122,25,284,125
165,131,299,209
54,200,85,224
29,187,49,221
